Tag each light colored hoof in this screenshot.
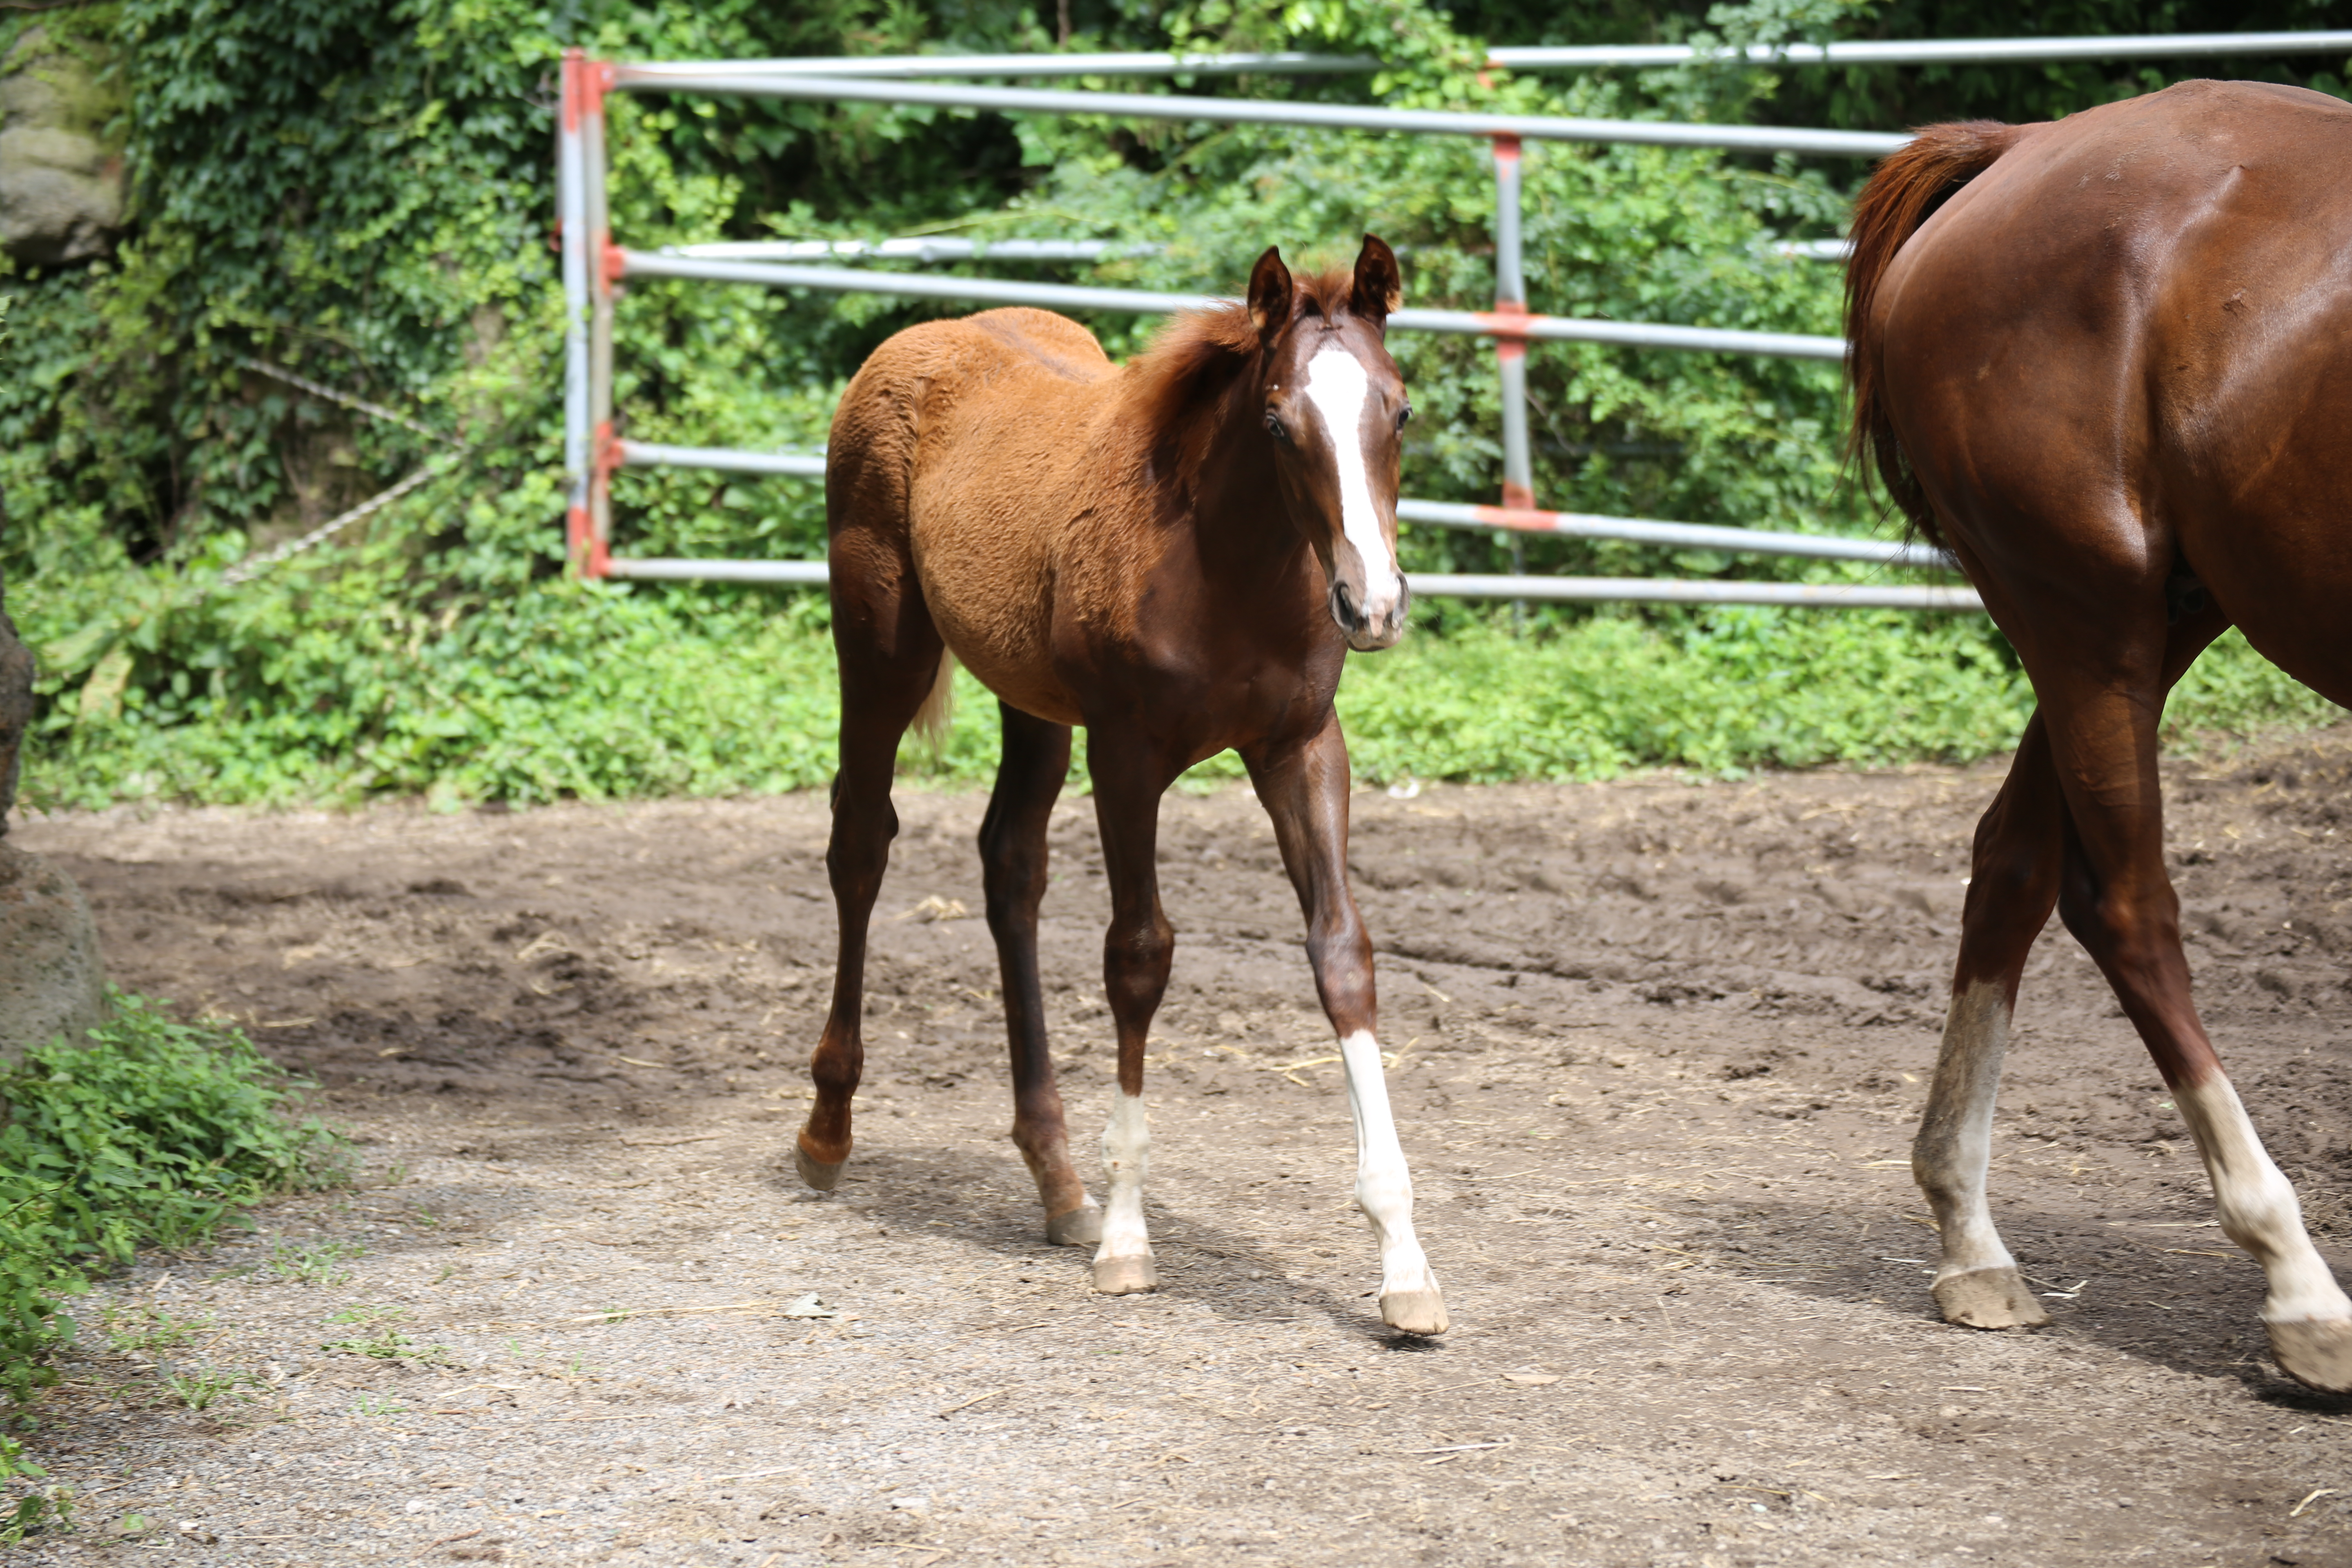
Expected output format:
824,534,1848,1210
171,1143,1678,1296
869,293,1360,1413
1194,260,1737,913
1932,1266,2050,1330
793,1138,846,1193
1380,1287,1450,1336
1046,1203,1102,1247
2268,1318,2352,1394
1091,1255,1158,1295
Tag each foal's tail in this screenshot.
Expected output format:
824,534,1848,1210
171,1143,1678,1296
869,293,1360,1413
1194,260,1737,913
911,646,959,754
1844,119,2029,548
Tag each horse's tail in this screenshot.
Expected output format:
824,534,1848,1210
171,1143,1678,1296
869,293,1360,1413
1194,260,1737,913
910,646,959,755
1844,119,2028,548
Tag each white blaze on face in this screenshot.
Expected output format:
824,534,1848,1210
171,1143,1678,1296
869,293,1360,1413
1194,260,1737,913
1301,345,1403,622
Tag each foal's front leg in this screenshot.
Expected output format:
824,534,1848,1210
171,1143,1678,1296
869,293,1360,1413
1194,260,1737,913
1087,740,1178,1296
1249,714,1446,1334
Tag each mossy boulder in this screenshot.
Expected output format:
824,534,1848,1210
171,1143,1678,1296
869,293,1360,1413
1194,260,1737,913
0,27,124,265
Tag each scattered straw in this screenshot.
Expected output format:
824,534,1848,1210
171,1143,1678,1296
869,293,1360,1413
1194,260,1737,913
935,1388,1008,1418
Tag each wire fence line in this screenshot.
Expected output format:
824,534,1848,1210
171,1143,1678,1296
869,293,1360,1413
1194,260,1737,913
194,362,472,597
240,359,464,450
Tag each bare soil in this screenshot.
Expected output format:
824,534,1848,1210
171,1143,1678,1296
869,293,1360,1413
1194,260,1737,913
11,725,2352,1567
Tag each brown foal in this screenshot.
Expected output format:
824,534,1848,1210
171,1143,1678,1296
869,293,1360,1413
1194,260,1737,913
1849,79,2352,1391
797,236,1447,1335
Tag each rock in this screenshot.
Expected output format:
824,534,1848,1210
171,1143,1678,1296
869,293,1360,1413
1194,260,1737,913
0,30,124,265
0,842,105,1061
0,481,105,1060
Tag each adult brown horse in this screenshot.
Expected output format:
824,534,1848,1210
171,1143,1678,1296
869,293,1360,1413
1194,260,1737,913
796,236,1448,1335
1848,79,2352,1392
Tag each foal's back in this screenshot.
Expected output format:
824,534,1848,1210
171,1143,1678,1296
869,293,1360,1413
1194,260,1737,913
827,308,1123,724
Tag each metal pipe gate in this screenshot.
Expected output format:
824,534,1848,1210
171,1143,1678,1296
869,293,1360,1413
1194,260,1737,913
558,36,2352,606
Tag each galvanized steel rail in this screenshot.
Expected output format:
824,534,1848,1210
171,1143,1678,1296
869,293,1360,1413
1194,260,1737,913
558,46,2011,602
628,33,2352,80
1487,31,2352,70
608,69,1911,160
597,554,1978,608
617,252,1851,361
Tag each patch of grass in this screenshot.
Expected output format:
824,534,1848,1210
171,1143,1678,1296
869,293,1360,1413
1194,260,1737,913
261,1239,365,1287
160,1367,252,1411
34,597,2337,811
322,1327,447,1364
322,1303,406,1326
349,1393,407,1419
100,1306,212,1356
0,1434,67,1544
0,992,346,1404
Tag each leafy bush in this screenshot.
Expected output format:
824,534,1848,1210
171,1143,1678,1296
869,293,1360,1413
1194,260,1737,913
0,993,344,1407
4,0,2345,806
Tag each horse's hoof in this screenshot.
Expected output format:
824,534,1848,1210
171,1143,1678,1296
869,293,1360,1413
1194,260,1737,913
1380,1287,1450,1336
793,1137,847,1193
1046,1202,1102,1247
2268,1318,2352,1394
1932,1266,2049,1330
1092,1255,1158,1295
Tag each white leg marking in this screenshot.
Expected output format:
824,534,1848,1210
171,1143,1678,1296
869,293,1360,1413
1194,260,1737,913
1338,1029,1436,1300
1301,346,1403,624
2173,1076,2352,1326
1096,1091,1152,1265
1914,981,2022,1282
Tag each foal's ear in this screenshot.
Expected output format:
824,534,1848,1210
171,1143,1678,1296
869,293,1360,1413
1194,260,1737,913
1246,246,1294,341
1351,234,1403,326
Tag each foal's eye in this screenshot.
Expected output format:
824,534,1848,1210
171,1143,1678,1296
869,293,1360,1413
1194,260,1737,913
1396,403,1413,430
1265,409,1290,443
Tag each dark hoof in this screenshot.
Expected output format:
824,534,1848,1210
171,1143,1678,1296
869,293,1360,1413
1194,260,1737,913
2269,1318,2352,1394
794,1136,847,1193
1046,1203,1102,1247
1932,1266,2050,1330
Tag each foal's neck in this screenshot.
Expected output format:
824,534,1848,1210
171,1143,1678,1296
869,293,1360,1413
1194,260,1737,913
1168,367,1307,571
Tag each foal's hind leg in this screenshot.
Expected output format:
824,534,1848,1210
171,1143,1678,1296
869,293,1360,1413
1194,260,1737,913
1248,712,1445,1334
796,579,946,1192
980,702,1100,1245
2027,617,2352,1391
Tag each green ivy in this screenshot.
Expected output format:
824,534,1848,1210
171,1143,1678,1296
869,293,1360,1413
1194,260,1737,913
4,0,2343,808
0,993,345,1410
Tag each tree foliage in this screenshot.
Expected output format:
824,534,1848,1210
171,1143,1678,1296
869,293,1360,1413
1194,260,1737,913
4,0,2344,804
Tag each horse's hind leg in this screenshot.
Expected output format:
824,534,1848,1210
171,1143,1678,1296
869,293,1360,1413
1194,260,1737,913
1918,608,2247,1331
2029,612,2352,1391
979,701,1099,1245
1248,711,1445,1334
796,561,946,1192
1915,711,2063,1329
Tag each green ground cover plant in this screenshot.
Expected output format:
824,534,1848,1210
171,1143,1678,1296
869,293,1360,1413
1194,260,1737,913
0,995,344,1404
4,0,2343,810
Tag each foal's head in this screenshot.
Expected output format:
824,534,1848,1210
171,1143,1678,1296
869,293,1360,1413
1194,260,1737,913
1248,237,1412,652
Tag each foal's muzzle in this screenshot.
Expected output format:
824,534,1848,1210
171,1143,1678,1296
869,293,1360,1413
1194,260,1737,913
1331,577,1411,652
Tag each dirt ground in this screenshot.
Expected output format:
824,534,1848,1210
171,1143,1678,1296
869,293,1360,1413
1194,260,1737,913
10,722,2352,1567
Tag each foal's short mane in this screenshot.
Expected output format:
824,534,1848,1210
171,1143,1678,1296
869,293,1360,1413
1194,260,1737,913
1128,267,1364,447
